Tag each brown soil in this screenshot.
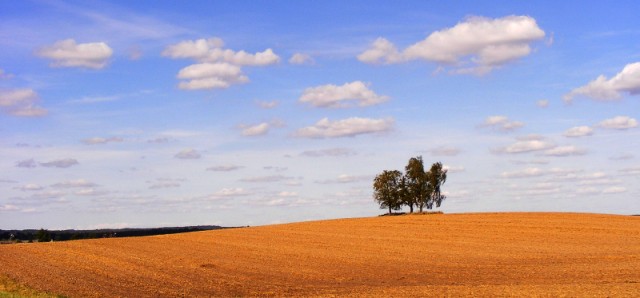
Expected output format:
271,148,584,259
1,212,639,297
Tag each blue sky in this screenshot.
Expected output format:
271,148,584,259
1,1,639,229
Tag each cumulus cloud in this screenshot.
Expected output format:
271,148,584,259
163,37,279,90
39,158,79,168
429,146,461,156
213,188,250,197
500,167,545,179
0,89,48,117
15,184,44,191
294,117,394,138
174,149,201,159
240,122,270,136
51,179,97,188
37,39,113,69
15,159,37,168
300,148,356,157
358,15,545,74
299,81,389,108
289,53,314,65
82,137,124,145
563,126,594,138
494,138,554,154
536,99,549,108
481,115,524,131
256,100,278,109
316,174,371,184
543,145,587,157
564,62,640,103
597,116,638,130
206,165,243,172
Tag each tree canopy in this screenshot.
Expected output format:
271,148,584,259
373,156,448,214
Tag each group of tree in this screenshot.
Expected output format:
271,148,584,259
373,156,448,215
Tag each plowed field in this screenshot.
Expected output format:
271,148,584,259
1,213,640,297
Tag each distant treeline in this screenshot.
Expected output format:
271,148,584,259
0,225,231,243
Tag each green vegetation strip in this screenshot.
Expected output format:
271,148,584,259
0,275,65,298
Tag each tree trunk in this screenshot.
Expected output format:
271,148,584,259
389,206,392,215
419,204,423,213
409,204,414,213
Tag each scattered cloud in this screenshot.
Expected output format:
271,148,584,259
603,186,627,194
358,15,545,74
294,117,394,138
429,146,461,156
256,100,278,109
163,37,279,90
597,116,638,130
619,167,640,176
564,62,640,103
494,138,554,154
300,148,356,157
240,122,270,136
74,189,109,196
563,126,594,138
316,174,371,184
36,39,113,69
299,81,389,108
0,89,48,117
15,159,37,168
501,167,545,179
82,137,124,145
148,179,181,189
536,99,549,108
174,149,201,159
39,158,79,168
543,145,587,157
15,184,44,191
481,115,524,132
212,188,251,198
443,165,465,173
264,166,288,172
289,53,314,65
240,175,295,183
610,153,634,161
146,137,171,144
0,69,14,79
206,165,243,172
51,179,97,188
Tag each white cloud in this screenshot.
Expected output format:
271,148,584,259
597,116,638,130
39,158,79,168
241,122,270,136
536,99,549,108
37,39,113,69
495,139,554,154
619,167,640,176
289,53,314,65
300,148,356,157
603,186,627,194
299,81,389,108
500,167,545,179
294,117,394,138
358,15,545,74
277,191,298,197
176,62,249,90
206,165,243,172
213,188,250,197
256,100,278,109
163,38,279,66
564,62,640,102
443,165,465,173
481,115,524,132
429,146,461,156
51,179,97,188
163,37,279,90
0,89,47,117
564,126,594,138
316,174,371,184
15,184,44,191
82,137,124,145
240,175,294,183
543,145,587,157
174,149,201,159
15,159,37,168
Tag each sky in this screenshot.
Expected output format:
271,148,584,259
1,1,639,230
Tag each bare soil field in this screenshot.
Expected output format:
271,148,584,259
1,212,639,297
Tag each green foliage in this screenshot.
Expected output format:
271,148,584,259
35,229,51,243
374,157,448,213
373,170,404,215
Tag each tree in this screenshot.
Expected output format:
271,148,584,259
405,156,429,213
36,228,51,242
373,170,403,215
426,162,448,209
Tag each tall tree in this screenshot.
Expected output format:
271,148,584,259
405,156,429,212
373,170,403,215
426,162,448,209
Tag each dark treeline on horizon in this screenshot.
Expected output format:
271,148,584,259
0,225,230,243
